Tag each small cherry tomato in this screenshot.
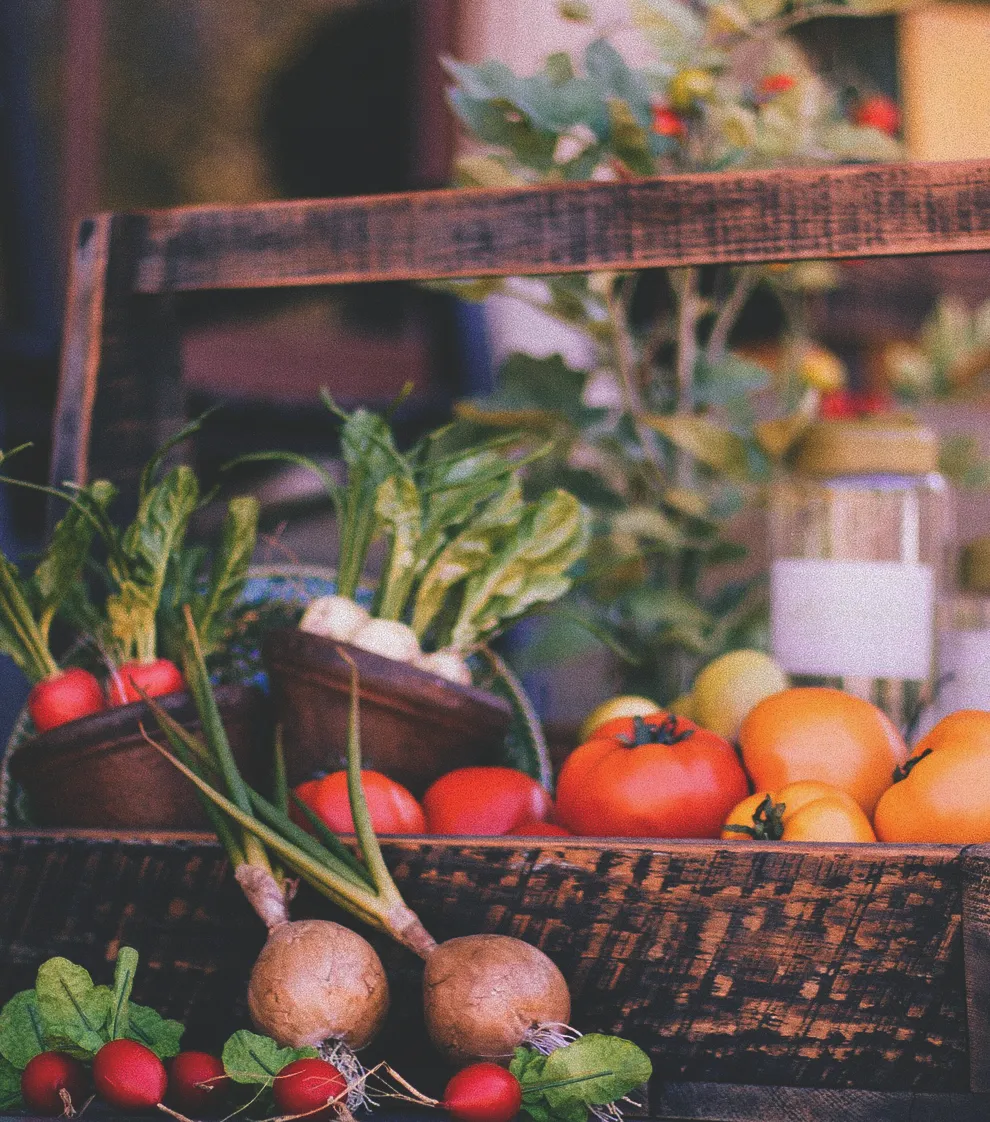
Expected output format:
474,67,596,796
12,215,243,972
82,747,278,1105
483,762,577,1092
107,658,186,706
28,668,105,732
757,73,796,96
651,106,687,139
557,713,749,838
723,780,876,842
423,767,553,835
851,93,900,136
294,770,426,834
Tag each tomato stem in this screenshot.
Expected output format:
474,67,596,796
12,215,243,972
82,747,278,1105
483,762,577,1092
892,748,933,784
629,714,694,747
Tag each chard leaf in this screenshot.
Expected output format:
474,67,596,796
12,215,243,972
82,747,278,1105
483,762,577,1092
194,495,260,653
35,959,108,1059
540,1034,652,1108
108,946,139,1040
449,490,590,650
124,1004,183,1059
32,479,116,642
373,476,422,620
412,478,523,639
0,1056,21,1110
222,1030,317,1085
0,990,45,1069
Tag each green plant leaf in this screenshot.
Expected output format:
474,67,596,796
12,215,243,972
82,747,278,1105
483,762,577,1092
541,1034,652,1108
373,476,423,620
643,414,750,477
0,991,45,1070
125,1004,184,1060
34,958,111,1059
0,1056,22,1110
193,495,260,654
108,946,139,1040
222,1030,317,1085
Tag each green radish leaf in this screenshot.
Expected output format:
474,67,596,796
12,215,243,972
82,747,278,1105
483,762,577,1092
108,946,139,1040
373,476,422,620
222,1030,317,1085
0,1055,22,1110
521,1100,552,1122
0,990,46,1069
512,1045,548,1085
541,1034,652,1108
193,495,260,654
124,1004,184,1059
43,987,112,1059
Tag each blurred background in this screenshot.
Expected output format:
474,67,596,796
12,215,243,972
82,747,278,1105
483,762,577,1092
3,0,990,735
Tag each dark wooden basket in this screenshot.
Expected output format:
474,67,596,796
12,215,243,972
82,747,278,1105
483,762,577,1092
6,686,268,829
263,628,513,795
1,831,989,1121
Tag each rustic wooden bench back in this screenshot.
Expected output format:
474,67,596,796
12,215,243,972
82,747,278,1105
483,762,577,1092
55,159,990,498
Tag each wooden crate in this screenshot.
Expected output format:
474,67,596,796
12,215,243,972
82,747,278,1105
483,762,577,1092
1,830,990,1121
35,159,990,1119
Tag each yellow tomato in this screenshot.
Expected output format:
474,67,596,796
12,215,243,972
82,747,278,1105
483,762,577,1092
668,68,715,111
798,345,846,393
578,695,661,743
722,780,876,842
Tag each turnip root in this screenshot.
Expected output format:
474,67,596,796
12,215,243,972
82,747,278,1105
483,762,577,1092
416,649,472,687
422,935,571,1064
248,919,389,1050
350,618,421,663
300,596,370,643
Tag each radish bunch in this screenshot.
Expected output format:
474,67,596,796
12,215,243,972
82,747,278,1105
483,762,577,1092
148,612,652,1102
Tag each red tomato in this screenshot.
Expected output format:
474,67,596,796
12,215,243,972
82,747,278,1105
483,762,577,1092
28,668,105,732
294,770,426,834
506,820,572,837
107,658,186,706
851,94,900,136
556,713,749,838
651,105,686,139
590,709,692,743
423,767,553,835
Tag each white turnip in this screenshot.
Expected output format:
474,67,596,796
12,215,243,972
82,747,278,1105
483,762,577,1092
300,596,370,644
349,618,421,663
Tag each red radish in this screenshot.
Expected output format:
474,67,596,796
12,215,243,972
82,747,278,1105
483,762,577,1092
295,770,426,835
167,1051,227,1115
20,1051,87,1116
272,1058,346,1120
107,658,185,706
443,1064,522,1122
28,668,105,732
423,767,554,835
92,1039,168,1110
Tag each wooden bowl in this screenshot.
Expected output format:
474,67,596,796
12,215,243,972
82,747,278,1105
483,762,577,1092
263,628,513,797
8,684,269,830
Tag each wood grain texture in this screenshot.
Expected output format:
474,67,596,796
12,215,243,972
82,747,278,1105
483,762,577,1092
129,160,990,292
962,844,990,1091
0,833,969,1095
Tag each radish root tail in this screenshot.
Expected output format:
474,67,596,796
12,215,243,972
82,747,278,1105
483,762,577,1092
317,1041,375,1112
524,1022,583,1055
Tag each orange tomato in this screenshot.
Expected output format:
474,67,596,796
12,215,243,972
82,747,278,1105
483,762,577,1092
738,687,907,815
722,780,876,842
874,710,990,844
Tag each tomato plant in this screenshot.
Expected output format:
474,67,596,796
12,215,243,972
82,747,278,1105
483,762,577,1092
294,770,426,835
874,710,990,843
28,667,105,732
556,713,749,838
723,780,875,842
423,767,553,835
738,687,907,815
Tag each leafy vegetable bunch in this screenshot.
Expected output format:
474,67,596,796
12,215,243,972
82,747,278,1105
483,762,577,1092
438,0,913,701
0,947,182,1110
0,420,259,734
260,395,590,681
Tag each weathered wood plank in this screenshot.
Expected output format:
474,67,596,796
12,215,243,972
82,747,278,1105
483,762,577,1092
0,833,969,1093
130,160,990,292
962,844,990,1091
650,1082,990,1122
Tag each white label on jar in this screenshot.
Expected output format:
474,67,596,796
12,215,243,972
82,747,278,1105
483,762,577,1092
770,558,934,679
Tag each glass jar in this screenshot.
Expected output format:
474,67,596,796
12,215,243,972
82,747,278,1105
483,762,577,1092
924,537,990,728
768,419,953,728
